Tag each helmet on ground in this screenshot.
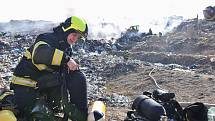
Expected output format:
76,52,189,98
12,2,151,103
203,6,215,21
61,16,88,38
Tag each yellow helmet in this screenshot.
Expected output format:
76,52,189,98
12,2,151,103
62,16,88,38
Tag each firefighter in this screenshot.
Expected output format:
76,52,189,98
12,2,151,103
10,16,88,120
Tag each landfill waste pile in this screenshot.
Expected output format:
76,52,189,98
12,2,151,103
0,29,144,113
0,16,215,120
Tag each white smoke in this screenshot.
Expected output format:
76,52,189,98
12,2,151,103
0,15,184,39
85,15,184,40
1,0,213,39
1,0,184,39
87,19,122,40
142,15,184,34
0,20,57,34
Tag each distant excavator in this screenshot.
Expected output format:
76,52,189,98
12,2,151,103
203,6,215,21
127,25,139,33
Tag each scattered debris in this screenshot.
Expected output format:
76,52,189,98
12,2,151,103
0,17,215,120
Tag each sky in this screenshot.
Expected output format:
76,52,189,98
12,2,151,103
0,0,214,23
0,0,214,37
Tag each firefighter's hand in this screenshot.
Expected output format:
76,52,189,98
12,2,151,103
67,58,79,71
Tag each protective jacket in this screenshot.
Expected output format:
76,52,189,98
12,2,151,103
11,26,71,87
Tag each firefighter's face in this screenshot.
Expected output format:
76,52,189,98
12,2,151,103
67,33,81,45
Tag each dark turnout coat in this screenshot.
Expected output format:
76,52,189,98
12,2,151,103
12,26,71,87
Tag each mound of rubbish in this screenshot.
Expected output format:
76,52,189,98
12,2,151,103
129,18,215,74
0,16,215,120
0,31,140,107
131,19,215,54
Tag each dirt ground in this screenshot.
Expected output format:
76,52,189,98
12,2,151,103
104,19,215,120
105,61,215,120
